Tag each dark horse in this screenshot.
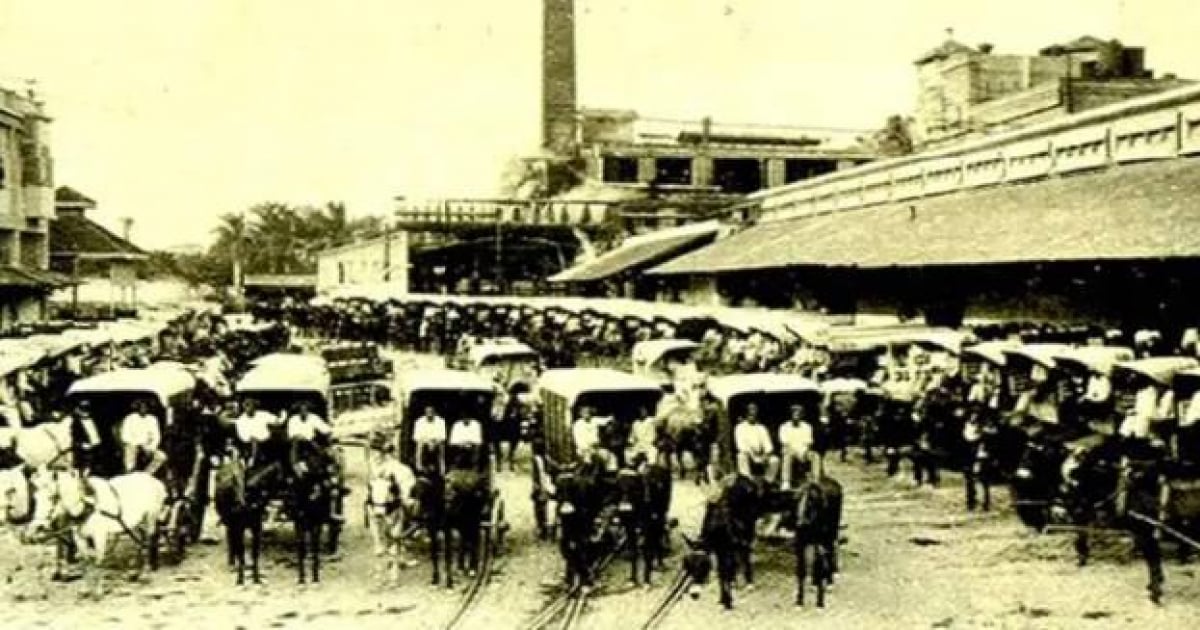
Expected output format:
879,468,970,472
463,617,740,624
615,462,674,586
441,465,493,588
213,451,274,585
555,456,611,590
790,474,843,608
411,449,493,589
288,440,339,585
681,473,760,610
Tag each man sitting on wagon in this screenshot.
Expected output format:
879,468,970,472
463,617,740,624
413,405,448,475
735,402,779,486
448,414,485,471
779,403,815,490
572,406,617,473
120,399,167,476
627,406,661,472
286,400,333,445
234,398,276,464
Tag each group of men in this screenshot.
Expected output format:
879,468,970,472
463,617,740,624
734,402,818,490
411,405,486,474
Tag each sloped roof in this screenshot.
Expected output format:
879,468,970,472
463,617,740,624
551,222,719,283
915,39,977,65
651,158,1200,275
54,186,96,207
49,213,147,260
0,266,70,289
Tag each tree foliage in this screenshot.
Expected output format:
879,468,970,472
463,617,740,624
870,115,917,157
161,201,385,289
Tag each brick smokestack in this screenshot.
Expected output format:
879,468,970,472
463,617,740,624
542,0,577,155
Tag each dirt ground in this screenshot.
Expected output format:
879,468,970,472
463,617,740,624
5,351,1200,629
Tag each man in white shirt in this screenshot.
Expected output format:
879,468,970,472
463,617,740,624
287,401,332,443
779,404,815,490
1119,383,1159,439
412,406,447,474
235,399,275,444
735,403,779,483
627,407,660,470
121,399,166,475
448,415,484,469
572,406,616,472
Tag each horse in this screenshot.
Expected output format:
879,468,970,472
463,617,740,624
615,461,674,586
660,395,714,485
213,452,273,585
681,473,760,610
442,466,492,588
26,470,167,596
287,441,338,585
554,457,609,591
0,417,74,469
365,463,419,583
790,474,843,608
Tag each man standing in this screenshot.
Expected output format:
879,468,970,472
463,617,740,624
735,403,779,483
120,399,166,475
412,405,447,474
778,404,815,490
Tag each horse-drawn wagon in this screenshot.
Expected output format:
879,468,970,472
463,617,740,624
64,362,204,557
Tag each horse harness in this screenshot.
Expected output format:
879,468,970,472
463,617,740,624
68,477,151,548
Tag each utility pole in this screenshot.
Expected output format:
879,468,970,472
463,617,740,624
494,207,503,294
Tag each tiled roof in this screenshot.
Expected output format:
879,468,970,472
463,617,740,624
49,213,147,259
551,223,719,283
650,158,1200,275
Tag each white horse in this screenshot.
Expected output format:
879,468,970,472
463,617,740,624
365,461,418,583
0,417,75,469
28,470,167,595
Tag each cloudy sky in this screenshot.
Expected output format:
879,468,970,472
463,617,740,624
0,0,1196,249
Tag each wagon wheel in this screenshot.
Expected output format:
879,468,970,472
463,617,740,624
488,494,508,554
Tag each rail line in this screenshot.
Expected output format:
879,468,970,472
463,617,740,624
635,569,692,630
442,529,497,630
523,536,624,630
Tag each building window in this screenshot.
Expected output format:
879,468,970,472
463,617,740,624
602,156,639,183
784,159,837,184
653,157,692,186
0,154,6,189
337,262,346,284
712,158,762,193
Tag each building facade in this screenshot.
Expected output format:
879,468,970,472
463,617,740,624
915,35,1191,147
578,109,875,194
49,186,147,316
0,84,58,330
316,232,409,295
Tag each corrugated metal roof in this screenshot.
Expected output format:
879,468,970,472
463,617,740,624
651,159,1200,275
551,224,719,283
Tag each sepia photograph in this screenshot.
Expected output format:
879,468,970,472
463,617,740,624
2,0,1200,628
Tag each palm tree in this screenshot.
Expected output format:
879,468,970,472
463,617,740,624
212,212,248,292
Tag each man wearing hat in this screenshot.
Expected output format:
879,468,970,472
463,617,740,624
69,401,102,474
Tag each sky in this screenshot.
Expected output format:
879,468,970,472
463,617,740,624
0,0,1196,249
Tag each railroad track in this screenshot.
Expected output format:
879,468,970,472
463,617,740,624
442,536,496,630
635,569,693,630
523,537,624,630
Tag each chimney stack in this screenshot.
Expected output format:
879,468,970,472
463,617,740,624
120,217,133,242
542,0,578,156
